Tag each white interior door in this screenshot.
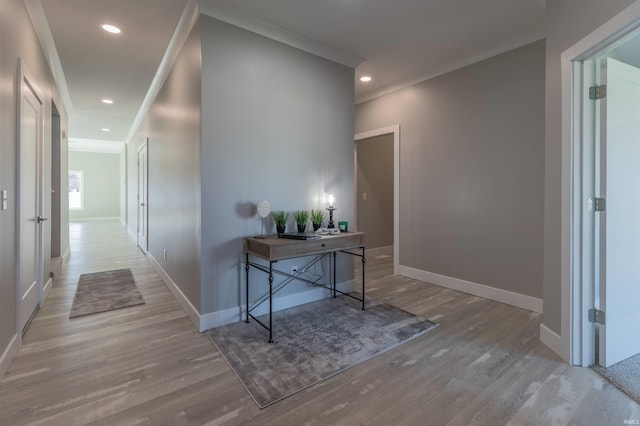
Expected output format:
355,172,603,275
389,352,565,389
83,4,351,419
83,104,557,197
18,65,44,332
137,142,148,252
597,57,640,367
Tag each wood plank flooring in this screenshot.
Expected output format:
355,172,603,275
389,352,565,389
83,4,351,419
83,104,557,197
0,221,638,425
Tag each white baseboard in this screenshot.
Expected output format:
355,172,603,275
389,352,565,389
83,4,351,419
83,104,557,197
43,277,53,302
70,216,120,222
120,217,126,229
127,226,137,243
147,253,201,330
540,324,568,361
199,305,243,332
148,251,358,333
62,246,70,264
366,245,393,256
200,279,358,331
0,334,19,380
397,265,543,313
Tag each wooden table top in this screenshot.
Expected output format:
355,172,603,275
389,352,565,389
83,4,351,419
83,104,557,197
245,231,365,261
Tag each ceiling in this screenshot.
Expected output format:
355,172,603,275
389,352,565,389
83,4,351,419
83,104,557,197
37,0,545,148
40,0,188,144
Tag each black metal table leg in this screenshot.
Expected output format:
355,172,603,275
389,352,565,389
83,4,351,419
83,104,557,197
333,251,337,298
362,246,366,310
245,253,250,323
268,261,274,343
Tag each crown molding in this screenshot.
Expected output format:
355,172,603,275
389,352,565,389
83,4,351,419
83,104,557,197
197,0,362,69
23,0,73,115
125,0,200,145
69,138,124,154
356,33,545,105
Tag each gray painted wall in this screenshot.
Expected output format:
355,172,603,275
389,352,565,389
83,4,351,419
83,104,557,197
356,134,394,249
543,0,635,334
0,0,69,373
200,16,355,314
69,151,120,220
355,40,545,299
128,20,202,310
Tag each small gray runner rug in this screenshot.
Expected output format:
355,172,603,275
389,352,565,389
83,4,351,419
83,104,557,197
206,295,439,408
69,268,145,318
592,353,640,404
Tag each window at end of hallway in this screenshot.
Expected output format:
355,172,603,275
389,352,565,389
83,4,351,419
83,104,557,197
69,170,84,210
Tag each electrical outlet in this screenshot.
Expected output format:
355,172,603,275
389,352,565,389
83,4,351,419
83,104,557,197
291,266,299,275
163,249,167,260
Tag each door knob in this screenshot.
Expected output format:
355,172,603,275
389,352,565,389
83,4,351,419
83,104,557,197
140,203,146,207
36,216,48,223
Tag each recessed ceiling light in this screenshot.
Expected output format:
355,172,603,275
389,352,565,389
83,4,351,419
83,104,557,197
101,128,110,132
360,76,372,82
101,24,121,34
101,99,114,104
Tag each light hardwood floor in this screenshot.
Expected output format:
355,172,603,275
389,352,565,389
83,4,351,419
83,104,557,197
0,221,638,425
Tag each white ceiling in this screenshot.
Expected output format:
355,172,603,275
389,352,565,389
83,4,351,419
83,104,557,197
40,0,187,144
37,0,545,148
202,0,546,102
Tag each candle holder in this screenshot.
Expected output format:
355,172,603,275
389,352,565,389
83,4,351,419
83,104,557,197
326,206,337,228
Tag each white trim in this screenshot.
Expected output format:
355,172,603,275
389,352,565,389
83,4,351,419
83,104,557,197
68,138,124,154
127,226,137,243
364,245,393,257
540,324,567,361
200,280,358,331
148,252,357,332
69,216,120,222
120,217,127,229
398,265,543,313
199,305,242,331
16,58,46,334
147,253,201,330
125,0,199,145
61,246,70,264
22,0,73,115
561,1,640,366
356,35,544,105
0,334,19,380
136,140,148,252
42,276,53,302
197,1,362,69
355,125,400,275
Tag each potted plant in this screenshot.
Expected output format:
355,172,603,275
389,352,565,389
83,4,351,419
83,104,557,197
293,210,310,233
310,209,325,231
271,210,288,235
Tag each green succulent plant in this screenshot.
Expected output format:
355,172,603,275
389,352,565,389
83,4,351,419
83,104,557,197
293,210,310,226
310,209,325,225
271,210,288,227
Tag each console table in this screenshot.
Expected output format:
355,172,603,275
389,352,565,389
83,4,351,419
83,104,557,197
244,232,366,343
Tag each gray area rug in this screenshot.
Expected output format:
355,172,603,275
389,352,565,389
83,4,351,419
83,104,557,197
69,268,145,318
593,353,640,404
206,295,439,408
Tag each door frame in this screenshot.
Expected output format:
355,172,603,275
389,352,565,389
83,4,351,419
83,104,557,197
137,139,148,253
354,125,400,275
561,2,640,366
15,58,45,335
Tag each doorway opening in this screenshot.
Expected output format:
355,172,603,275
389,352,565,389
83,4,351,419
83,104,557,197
16,59,45,334
354,125,399,275
137,139,148,253
564,3,640,370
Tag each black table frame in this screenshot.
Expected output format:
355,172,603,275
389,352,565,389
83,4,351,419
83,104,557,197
245,246,365,343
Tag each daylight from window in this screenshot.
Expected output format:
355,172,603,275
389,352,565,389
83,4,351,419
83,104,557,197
69,170,84,210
